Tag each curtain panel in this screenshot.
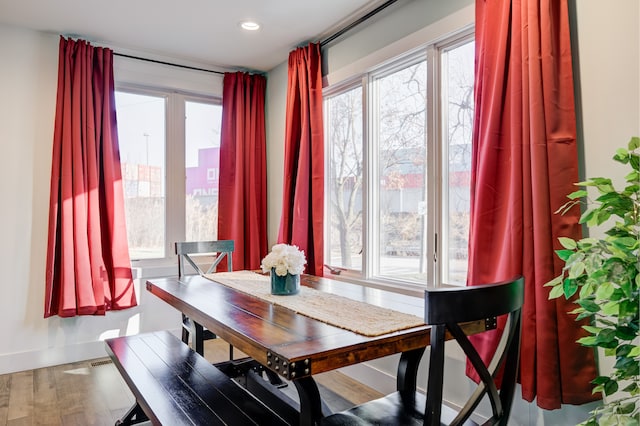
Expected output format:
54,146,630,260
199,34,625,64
218,72,268,270
467,0,599,409
45,37,136,317
277,43,324,276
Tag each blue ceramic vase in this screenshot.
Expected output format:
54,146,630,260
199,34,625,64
270,269,300,295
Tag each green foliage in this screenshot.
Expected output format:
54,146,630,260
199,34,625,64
545,137,640,425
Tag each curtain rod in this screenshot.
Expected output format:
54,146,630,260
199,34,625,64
319,0,400,47
113,52,225,75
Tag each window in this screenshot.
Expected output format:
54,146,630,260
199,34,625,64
441,39,475,285
373,59,428,280
185,101,221,242
324,33,474,288
116,90,222,261
326,86,364,271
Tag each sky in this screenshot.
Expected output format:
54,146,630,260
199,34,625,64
115,91,222,169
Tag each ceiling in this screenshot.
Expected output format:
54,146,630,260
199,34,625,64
0,0,388,72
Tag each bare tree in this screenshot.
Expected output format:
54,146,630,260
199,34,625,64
328,61,428,267
328,88,363,268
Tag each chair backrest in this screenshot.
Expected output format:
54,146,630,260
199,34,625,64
175,240,234,278
423,276,524,426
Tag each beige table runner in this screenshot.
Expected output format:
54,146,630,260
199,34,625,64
203,271,425,337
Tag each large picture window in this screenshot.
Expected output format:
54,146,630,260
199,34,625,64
324,33,474,288
116,90,221,261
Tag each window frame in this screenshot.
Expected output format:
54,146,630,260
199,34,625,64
437,33,475,286
115,83,221,271
323,28,474,293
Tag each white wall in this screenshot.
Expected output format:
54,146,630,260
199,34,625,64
265,61,288,248
575,1,640,181
265,0,639,424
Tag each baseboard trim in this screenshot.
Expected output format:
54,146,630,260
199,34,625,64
0,328,181,375
0,340,107,375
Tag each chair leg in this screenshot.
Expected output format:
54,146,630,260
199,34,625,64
115,402,148,425
194,322,205,356
181,314,190,345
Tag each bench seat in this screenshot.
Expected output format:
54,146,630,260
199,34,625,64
105,330,290,426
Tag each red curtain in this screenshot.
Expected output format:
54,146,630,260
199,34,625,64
468,0,599,409
277,43,324,276
218,72,268,270
45,37,137,317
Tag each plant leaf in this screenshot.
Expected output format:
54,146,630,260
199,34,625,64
555,249,575,261
576,312,594,321
579,281,597,299
614,147,629,161
603,379,618,395
595,328,616,344
582,325,601,334
569,262,586,279
591,375,610,385
579,208,597,225
578,299,599,312
621,382,638,394
567,189,588,200
601,301,620,316
595,282,615,300
615,326,638,341
548,283,565,300
618,402,636,415
544,275,563,287
614,356,639,376
576,336,597,346
563,278,579,298
630,153,639,171
595,209,612,226
558,237,577,250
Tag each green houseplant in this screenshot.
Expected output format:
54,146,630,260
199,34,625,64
546,137,639,425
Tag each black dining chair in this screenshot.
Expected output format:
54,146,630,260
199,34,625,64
319,276,524,426
175,240,234,357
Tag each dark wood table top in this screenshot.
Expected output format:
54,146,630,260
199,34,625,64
146,273,488,380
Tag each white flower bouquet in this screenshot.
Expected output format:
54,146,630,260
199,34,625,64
261,244,306,277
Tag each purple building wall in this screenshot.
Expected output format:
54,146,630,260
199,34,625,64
186,147,220,197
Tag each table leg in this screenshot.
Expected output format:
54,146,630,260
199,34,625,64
294,377,325,426
396,347,426,392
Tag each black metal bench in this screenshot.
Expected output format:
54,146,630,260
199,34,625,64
105,330,290,425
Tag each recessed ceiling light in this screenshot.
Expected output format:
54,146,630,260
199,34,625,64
240,21,260,31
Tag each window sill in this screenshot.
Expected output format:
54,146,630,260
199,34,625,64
322,267,432,298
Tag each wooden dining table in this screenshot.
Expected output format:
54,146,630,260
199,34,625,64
146,272,491,425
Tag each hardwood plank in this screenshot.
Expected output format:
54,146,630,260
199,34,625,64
33,366,61,425
314,371,383,406
7,370,33,422
88,359,135,412
6,416,33,426
0,373,11,425
53,362,85,417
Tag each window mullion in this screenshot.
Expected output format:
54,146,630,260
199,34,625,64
165,93,186,259
365,73,380,279
426,45,439,287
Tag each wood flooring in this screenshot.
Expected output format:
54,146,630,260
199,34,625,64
0,338,383,425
